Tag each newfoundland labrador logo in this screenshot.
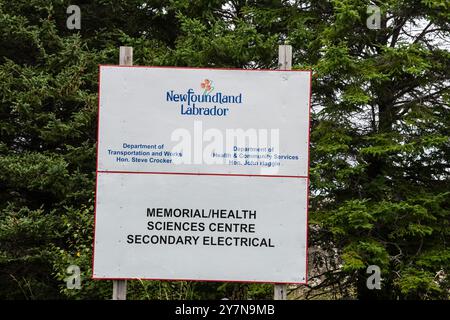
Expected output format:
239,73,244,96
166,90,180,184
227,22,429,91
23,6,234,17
201,79,214,95
166,79,242,116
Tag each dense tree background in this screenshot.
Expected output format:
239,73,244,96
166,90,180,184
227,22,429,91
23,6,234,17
0,0,448,299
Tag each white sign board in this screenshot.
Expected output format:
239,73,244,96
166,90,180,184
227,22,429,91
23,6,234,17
93,66,311,283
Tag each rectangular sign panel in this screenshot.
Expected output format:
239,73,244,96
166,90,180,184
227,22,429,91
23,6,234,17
93,66,311,283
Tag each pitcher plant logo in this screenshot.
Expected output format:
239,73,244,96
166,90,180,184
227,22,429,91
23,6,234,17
201,79,214,95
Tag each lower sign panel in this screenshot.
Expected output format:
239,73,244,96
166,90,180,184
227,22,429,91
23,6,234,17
93,173,308,283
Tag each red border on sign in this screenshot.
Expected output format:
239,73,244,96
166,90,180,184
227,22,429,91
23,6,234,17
97,170,308,179
92,65,312,285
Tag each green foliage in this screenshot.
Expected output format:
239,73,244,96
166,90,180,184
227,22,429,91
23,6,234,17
308,0,449,300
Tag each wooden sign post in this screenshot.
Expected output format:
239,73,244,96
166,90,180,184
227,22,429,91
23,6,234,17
273,44,293,301
111,46,133,301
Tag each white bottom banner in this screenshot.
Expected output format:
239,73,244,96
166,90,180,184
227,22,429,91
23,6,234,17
93,173,308,283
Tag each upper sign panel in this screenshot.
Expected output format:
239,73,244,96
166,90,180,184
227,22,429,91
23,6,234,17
98,66,311,177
